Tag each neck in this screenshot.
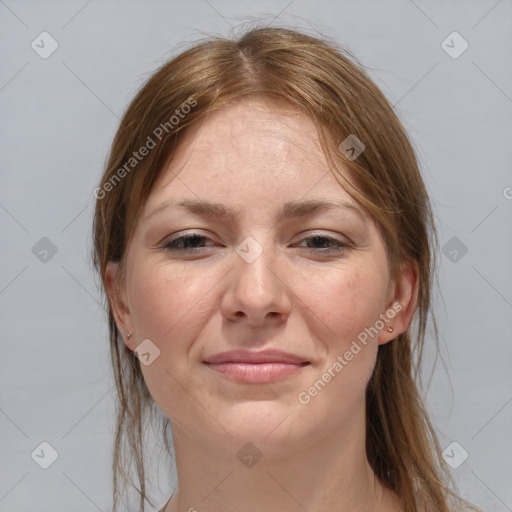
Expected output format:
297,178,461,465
165,402,391,512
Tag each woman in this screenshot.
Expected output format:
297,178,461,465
92,26,478,512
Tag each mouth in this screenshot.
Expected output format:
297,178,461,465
203,349,310,383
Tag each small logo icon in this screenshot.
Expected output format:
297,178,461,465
338,134,365,161
31,31,59,59
31,441,59,469
442,441,468,469
32,237,58,263
442,236,468,263
441,32,468,59
237,442,262,468
134,338,161,366
236,236,263,264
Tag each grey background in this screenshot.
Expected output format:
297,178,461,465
1,1,511,511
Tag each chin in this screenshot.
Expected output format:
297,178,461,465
199,400,322,459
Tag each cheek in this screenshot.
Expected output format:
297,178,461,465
301,263,388,344
129,262,214,343
295,264,386,409
128,262,218,419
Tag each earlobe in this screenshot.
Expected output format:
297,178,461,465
378,262,419,345
105,261,136,350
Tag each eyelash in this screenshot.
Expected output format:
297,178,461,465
162,232,350,254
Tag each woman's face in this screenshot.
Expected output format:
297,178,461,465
108,98,414,458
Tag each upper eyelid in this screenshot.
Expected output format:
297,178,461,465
162,231,350,247
163,230,346,240
161,230,212,243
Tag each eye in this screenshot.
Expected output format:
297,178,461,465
162,233,215,252
160,232,349,254
295,234,349,253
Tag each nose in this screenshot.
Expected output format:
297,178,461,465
221,239,292,327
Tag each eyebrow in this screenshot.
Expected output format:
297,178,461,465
143,198,366,223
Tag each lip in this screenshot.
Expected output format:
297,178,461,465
203,349,310,383
203,349,309,365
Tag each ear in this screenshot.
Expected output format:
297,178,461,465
105,261,136,351
378,261,419,345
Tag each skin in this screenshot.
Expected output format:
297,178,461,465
107,98,417,512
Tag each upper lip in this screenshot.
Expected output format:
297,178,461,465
203,349,309,365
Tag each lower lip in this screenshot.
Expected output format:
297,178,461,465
205,362,309,383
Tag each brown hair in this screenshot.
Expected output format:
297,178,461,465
92,26,476,512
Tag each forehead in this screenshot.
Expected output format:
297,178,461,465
194,98,313,148
145,98,355,213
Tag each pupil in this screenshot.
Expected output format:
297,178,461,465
186,235,203,248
